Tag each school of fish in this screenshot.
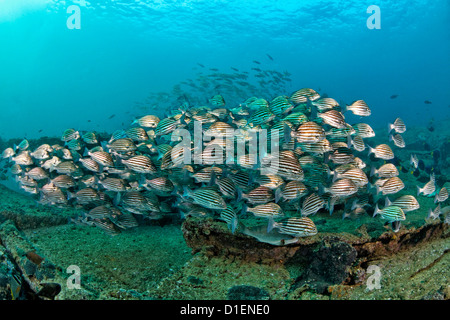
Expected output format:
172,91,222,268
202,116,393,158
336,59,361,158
1,86,448,243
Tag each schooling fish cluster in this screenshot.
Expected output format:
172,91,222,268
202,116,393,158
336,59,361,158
1,88,447,243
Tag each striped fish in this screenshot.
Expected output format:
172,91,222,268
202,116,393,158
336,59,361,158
113,212,139,229
14,139,29,151
427,204,441,220
92,219,121,235
370,163,399,178
216,177,237,198
10,164,23,175
106,138,137,153
241,186,274,204
125,127,149,141
192,166,222,183
385,195,420,212
277,181,307,202
282,112,309,126
99,178,128,192
269,217,317,237
2,147,15,159
388,118,406,133
345,100,371,116
262,152,304,181
86,205,112,219
79,158,100,172
122,155,156,173
290,88,320,105
410,153,419,169
204,122,234,139
86,150,114,167
255,174,285,190
51,161,78,174
155,118,178,136
417,177,436,197
68,188,100,205
249,107,275,126
219,205,239,233
209,94,226,107
329,147,355,164
389,133,405,148
377,177,405,195
311,97,339,112
109,129,128,142
368,144,394,160
51,175,76,189
65,139,82,151
326,125,355,138
348,135,365,152
352,123,375,138
301,193,324,216
229,170,251,190
318,110,347,129
133,115,160,128
333,168,368,187
61,128,79,142
245,202,283,218
373,204,406,222
39,186,67,205
144,177,174,194
118,191,148,210
11,151,33,166
247,98,269,110
269,95,293,116
299,139,332,154
291,121,325,143
183,187,227,210
25,167,48,180
434,187,448,203
81,131,98,144
325,178,358,197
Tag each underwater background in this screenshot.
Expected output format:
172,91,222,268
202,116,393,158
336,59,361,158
0,0,449,302
0,0,449,139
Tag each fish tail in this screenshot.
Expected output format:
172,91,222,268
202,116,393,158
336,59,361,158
373,203,381,217
283,123,292,144
266,216,275,233
275,188,282,203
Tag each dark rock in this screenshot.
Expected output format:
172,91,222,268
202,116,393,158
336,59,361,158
187,276,204,286
291,240,357,294
227,285,270,300
37,282,61,300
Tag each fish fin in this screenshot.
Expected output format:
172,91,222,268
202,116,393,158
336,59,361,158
113,192,122,206
391,221,401,232
385,197,391,207
241,203,247,215
373,203,380,217
310,104,318,120
208,170,216,186
236,188,243,202
275,188,282,203
347,135,353,149
267,216,275,233
370,166,377,177
283,123,292,144
83,148,89,157
416,185,421,196
230,217,238,234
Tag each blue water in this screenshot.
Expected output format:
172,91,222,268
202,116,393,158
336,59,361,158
1,0,449,140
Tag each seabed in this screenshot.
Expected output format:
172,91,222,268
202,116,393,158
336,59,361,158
0,121,449,300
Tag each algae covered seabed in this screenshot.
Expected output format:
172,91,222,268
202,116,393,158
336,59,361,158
0,121,449,300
